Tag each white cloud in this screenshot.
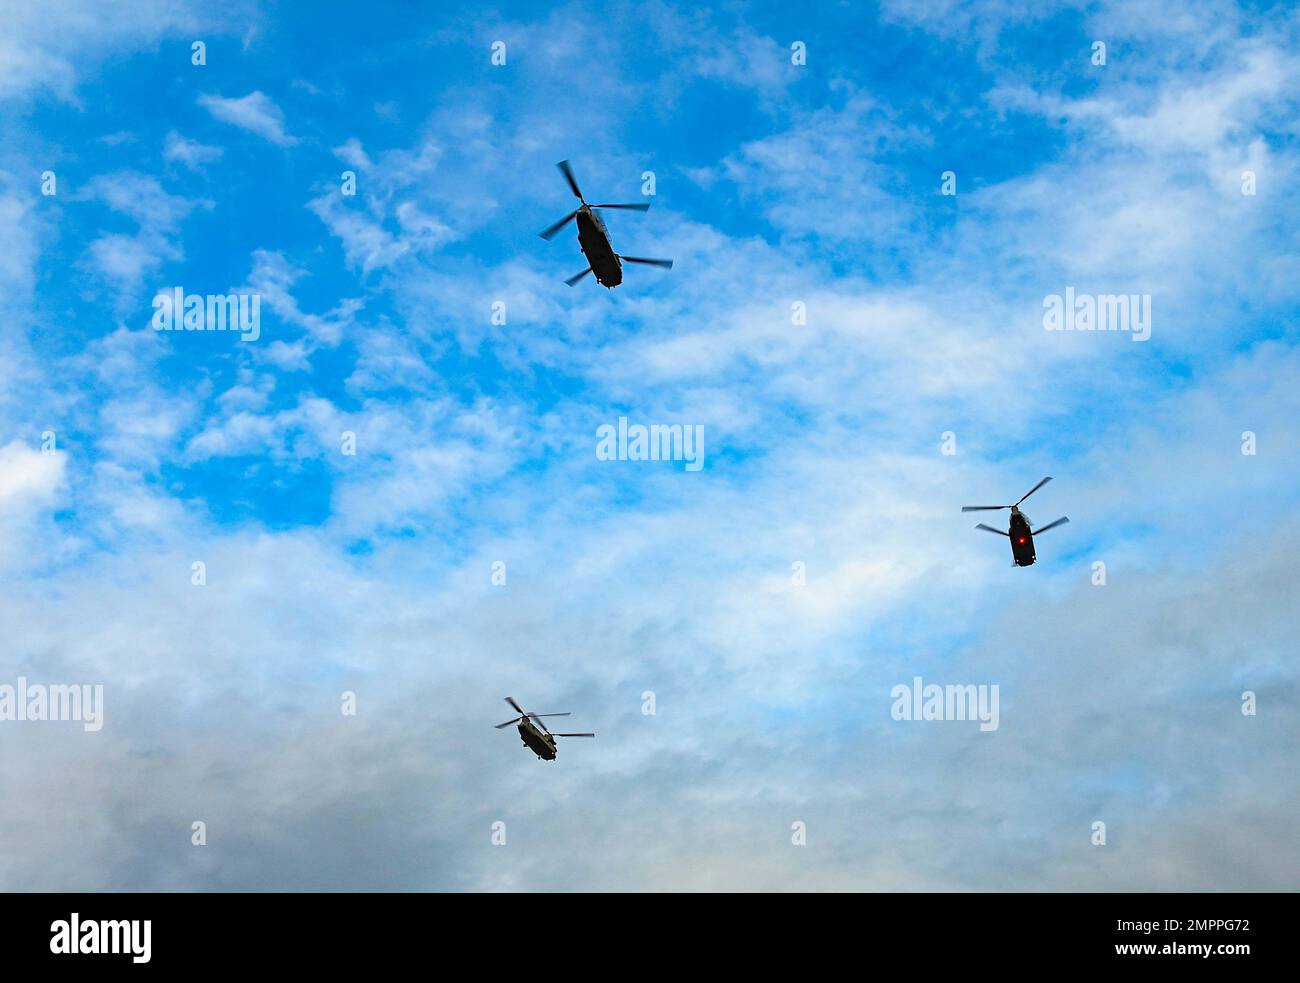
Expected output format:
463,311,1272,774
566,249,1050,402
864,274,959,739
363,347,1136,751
711,91,925,244
0,0,211,103
198,91,298,146
163,130,224,171
76,172,209,303
80,171,201,229
305,138,459,274
333,137,371,171
0,439,64,503
241,249,364,347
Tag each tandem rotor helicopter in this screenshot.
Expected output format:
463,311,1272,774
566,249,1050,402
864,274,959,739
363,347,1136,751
495,696,595,761
538,160,674,289
962,476,1070,567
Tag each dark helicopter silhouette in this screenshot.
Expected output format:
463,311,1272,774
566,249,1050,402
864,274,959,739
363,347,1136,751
538,160,673,288
495,696,594,761
962,476,1069,567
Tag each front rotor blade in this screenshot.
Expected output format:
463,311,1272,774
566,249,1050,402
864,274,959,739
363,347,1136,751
1016,476,1053,506
505,696,525,715
557,160,583,200
961,505,1009,512
495,716,523,729
592,202,650,211
975,523,1009,536
527,713,571,719
538,210,577,240
565,267,593,286
619,256,673,269
554,733,595,737
1032,516,1070,536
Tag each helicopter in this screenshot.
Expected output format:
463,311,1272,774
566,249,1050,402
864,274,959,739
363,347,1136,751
537,160,673,288
495,696,594,761
962,476,1069,567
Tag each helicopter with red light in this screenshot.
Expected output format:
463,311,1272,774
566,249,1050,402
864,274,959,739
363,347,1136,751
495,696,594,761
538,160,673,289
962,476,1069,567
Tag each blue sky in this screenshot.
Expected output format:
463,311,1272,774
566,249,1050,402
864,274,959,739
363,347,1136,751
1,0,1298,890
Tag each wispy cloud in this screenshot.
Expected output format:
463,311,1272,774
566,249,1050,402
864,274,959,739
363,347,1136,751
76,172,210,303
163,130,224,170
198,90,298,146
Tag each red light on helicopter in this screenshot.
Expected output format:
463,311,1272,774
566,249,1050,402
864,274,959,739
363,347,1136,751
1018,537,1026,544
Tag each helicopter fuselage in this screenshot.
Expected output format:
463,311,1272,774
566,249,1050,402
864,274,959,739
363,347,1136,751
518,718,558,760
1008,509,1036,566
576,207,622,288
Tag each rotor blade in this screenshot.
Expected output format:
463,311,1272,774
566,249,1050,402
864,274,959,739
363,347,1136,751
527,713,571,719
505,696,525,715
1032,516,1070,536
494,716,523,729
556,159,583,200
592,202,650,211
554,733,595,738
538,210,577,240
565,267,593,286
1016,476,1053,507
619,256,673,269
961,505,1009,512
975,523,1009,536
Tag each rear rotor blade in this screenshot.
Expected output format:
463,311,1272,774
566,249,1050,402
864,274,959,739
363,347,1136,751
495,716,523,729
619,256,673,269
557,160,583,200
538,210,577,240
975,523,1009,536
554,733,595,738
505,696,525,715
527,713,571,719
961,505,1009,512
1016,476,1053,507
592,202,650,211
565,267,593,286
1032,516,1070,536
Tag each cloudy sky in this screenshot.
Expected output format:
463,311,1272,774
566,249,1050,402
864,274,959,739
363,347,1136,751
1,0,1297,891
